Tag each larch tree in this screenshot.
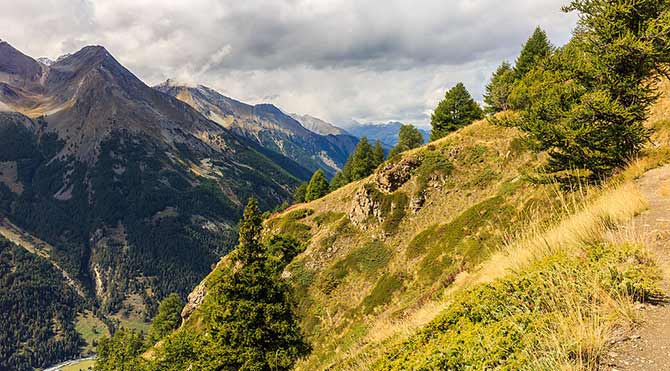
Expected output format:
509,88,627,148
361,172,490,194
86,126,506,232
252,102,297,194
430,83,483,141
389,124,424,157
305,169,330,201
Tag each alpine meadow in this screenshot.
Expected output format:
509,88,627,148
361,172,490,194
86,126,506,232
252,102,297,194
2,1,670,371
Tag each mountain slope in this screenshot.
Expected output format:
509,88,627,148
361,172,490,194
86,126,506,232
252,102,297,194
0,40,311,365
164,93,670,369
0,236,84,371
165,119,567,366
156,82,358,177
289,113,348,136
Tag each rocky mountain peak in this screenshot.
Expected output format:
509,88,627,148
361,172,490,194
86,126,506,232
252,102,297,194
0,40,43,83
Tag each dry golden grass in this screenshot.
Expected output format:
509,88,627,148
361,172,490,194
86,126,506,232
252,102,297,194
286,113,666,370
336,180,649,370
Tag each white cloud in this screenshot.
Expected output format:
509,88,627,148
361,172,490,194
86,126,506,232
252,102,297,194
0,0,578,126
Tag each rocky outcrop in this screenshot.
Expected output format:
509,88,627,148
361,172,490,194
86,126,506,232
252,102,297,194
181,280,207,324
349,185,384,228
374,156,422,193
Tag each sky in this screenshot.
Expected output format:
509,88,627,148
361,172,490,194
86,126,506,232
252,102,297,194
0,0,578,128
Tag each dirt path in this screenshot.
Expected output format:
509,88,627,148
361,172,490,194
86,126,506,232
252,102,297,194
606,165,670,370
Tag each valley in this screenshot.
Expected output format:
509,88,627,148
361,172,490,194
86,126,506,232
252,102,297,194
2,1,670,370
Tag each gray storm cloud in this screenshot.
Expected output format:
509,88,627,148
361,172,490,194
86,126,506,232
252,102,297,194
0,0,577,126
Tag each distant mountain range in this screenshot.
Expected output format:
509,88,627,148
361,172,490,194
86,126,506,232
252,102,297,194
289,113,348,136
0,40,328,369
0,38,431,370
155,82,358,178
345,121,430,148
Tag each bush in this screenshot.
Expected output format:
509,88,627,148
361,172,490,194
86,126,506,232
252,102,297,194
375,243,660,371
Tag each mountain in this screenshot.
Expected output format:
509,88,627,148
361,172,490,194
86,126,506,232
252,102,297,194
289,113,348,136
150,115,666,370
0,40,311,369
155,82,359,178
346,121,430,148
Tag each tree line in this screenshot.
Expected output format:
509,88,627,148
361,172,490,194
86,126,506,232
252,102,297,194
293,124,427,203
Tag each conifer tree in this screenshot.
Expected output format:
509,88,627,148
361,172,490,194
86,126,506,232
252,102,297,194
293,182,308,203
430,83,483,141
389,124,424,157
484,61,515,113
348,137,376,180
328,137,381,190
148,293,183,344
514,27,552,79
373,140,385,167
329,170,350,191
305,170,330,201
197,198,309,371
96,328,145,371
508,1,670,179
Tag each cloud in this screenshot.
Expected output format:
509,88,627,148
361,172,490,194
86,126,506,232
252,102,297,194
0,0,578,126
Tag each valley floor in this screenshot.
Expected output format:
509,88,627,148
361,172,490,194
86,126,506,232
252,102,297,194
606,165,670,370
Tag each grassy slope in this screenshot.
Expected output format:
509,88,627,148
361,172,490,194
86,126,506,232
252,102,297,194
274,121,566,370
177,120,570,367
171,81,670,370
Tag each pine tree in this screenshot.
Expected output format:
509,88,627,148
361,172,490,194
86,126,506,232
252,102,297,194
389,124,424,157
197,198,310,371
484,61,515,113
293,182,308,203
430,83,483,141
373,140,385,167
329,170,350,191
507,1,670,179
305,170,330,201
148,293,183,344
514,27,552,79
348,137,376,180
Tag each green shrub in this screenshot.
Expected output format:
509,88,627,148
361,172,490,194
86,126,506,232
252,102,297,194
319,240,391,294
266,209,314,242
407,196,514,282
361,273,404,314
313,211,345,227
374,243,661,371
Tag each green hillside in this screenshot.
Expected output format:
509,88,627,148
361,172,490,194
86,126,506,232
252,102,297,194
157,104,668,369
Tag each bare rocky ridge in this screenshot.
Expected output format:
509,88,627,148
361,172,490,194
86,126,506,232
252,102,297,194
156,81,358,177
289,113,348,136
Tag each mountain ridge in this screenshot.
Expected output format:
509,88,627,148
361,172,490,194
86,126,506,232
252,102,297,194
0,40,314,369
156,81,359,177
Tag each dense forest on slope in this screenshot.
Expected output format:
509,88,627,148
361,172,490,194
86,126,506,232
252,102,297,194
0,237,83,371
126,1,670,369
0,111,302,316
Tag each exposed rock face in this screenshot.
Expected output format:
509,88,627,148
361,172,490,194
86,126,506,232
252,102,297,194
349,185,383,228
409,192,425,213
290,113,348,136
374,156,422,193
181,280,207,323
156,82,359,177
